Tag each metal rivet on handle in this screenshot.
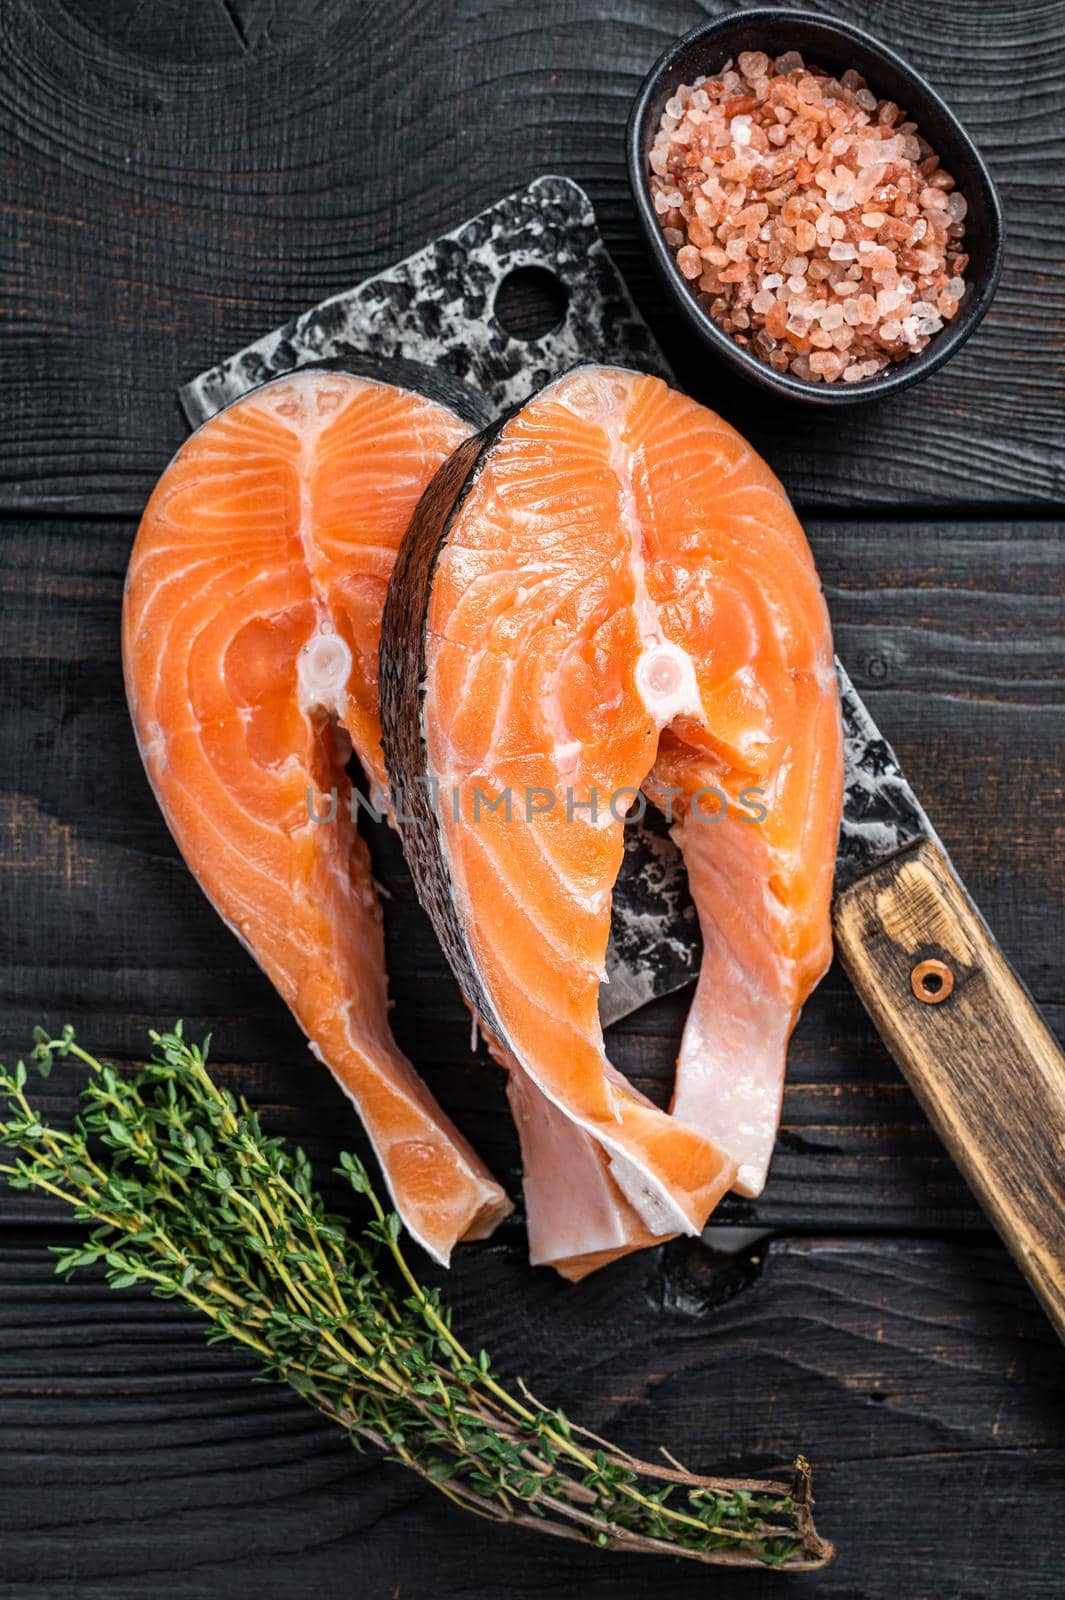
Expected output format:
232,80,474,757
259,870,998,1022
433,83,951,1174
911,958,954,1004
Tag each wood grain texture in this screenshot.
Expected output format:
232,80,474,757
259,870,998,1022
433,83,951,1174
0,0,1062,513
1,1232,1061,1598
835,836,1065,1339
1,1,1063,1593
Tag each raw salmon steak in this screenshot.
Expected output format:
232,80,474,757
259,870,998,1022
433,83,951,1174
382,366,843,1235
122,365,513,1264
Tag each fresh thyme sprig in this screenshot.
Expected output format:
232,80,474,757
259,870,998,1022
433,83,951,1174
0,1026,832,1570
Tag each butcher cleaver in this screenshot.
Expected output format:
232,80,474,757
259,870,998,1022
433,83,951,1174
184,177,1065,1338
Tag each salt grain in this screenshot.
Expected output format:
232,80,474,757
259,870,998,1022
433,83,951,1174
676,246,702,279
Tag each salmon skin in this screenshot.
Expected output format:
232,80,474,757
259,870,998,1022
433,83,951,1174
381,366,843,1243
122,364,512,1265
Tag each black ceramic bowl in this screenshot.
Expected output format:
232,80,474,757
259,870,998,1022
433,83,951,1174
626,8,1004,405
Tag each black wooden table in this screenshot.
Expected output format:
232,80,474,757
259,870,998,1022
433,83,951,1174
2,2,1063,1595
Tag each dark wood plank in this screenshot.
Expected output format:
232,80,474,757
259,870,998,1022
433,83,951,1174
1,516,1060,1229
1,1231,1061,1597
0,0,1062,514
60,0,321,60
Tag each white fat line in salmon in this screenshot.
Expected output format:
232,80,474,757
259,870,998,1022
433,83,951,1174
305,782,769,828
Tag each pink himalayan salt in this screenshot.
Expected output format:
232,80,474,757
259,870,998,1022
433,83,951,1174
648,49,969,383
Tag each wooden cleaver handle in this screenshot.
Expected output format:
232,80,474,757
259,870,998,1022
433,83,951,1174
834,836,1065,1341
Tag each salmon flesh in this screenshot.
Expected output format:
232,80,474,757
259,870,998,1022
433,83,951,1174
123,367,513,1264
